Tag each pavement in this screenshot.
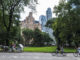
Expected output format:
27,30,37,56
0,52,79,60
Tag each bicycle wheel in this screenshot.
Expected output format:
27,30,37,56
73,52,78,57
52,52,57,56
62,53,66,56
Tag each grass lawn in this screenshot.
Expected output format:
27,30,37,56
64,48,76,53
23,46,76,53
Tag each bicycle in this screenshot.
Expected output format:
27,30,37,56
52,50,58,56
73,51,80,57
73,46,80,57
52,50,66,56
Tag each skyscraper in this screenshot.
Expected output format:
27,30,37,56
39,8,52,32
46,8,52,20
39,8,56,44
46,8,56,44
39,15,47,32
46,8,52,33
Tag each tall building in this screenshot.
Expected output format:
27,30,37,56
39,15,47,32
46,8,56,44
20,12,41,30
46,8,53,33
46,8,52,20
39,8,52,32
39,8,56,44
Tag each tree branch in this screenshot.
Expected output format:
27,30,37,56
0,0,8,29
7,0,21,31
12,0,21,9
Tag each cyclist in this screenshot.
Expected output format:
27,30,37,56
78,46,80,55
61,46,64,54
56,46,60,54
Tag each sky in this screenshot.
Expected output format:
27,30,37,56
20,0,59,21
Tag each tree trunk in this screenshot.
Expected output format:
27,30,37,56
6,9,13,46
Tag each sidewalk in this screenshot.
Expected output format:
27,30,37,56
0,52,79,60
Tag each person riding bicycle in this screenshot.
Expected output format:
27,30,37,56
56,46,60,54
78,46,80,55
61,46,64,54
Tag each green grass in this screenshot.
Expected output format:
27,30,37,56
64,48,76,53
24,46,56,53
23,46,76,53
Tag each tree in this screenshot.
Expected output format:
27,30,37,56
22,29,34,46
33,28,42,46
33,28,53,47
22,28,53,47
0,0,37,46
52,0,80,47
45,18,56,28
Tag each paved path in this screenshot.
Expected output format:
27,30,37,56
0,52,79,60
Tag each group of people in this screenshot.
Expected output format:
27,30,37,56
9,43,24,52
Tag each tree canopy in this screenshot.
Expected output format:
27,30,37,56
22,28,53,47
48,0,80,48
0,0,37,46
